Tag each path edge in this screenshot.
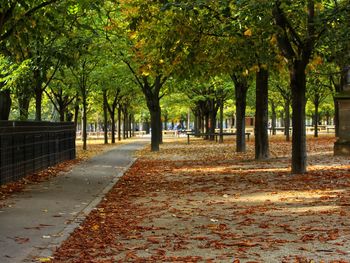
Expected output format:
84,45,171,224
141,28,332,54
32,157,138,262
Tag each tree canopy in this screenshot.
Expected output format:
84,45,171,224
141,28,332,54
1,0,349,172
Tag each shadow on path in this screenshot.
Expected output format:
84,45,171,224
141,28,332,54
0,139,148,263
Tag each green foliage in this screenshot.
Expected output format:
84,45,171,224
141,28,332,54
0,55,31,90
0,0,348,131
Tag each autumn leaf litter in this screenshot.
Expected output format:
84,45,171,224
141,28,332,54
52,135,350,263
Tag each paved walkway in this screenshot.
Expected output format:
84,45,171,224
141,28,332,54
0,139,148,262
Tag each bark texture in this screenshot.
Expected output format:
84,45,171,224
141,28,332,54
255,68,269,160
231,74,249,152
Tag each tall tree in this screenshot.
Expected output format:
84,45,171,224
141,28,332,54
70,56,98,150
45,76,76,122
272,0,340,173
307,72,332,137
271,70,292,141
117,0,189,151
231,73,250,152
255,67,269,159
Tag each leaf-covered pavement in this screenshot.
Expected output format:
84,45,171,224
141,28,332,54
52,135,350,262
0,141,116,208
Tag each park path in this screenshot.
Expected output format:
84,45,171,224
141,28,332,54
0,139,148,262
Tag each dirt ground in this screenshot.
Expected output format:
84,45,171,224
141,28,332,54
52,135,350,263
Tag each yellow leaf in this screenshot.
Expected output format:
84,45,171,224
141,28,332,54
129,32,137,39
141,70,150,76
244,28,252,37
140,64,151,76
270,35,277,45
37,257,52,262
249,65,259,72
313,55,323,65
92,224,99,231
307,63,316,71
315,3,324,11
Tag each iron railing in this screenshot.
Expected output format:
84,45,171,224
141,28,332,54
0,121,75,185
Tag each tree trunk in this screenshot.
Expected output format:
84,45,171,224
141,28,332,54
103,90,108,144
234,79,248,152
144,119,150,134
18,95,31,121
201,115,205,133
0,89,11,120
285,99,291,142
35,91,42,121
34,76,43,121
314,102,319,138
333,73,344,137
333,98,339,137
118,106,122,141
164,112,168,130
123,109,127,139
66,110,73,122
150,108,161,151
132,115,135,137
111,112,116,143
74,104,79,128
209,112,216,141
82,93,87,150
129,114,132,138
271,101,276,135
255,68,269,160
290,63,307,174
159,108,163,144
209,101,217,141
204,113,209,140
125,112,129,139
73,93,80,128
59,107,65,122
187,110,190,130
135,76,165,150
219,101,224,143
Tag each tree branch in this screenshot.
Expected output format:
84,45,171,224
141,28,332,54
44,89,60,113
0,0,58,42
42,59,61,91
121,55,144,88
273,0,299,59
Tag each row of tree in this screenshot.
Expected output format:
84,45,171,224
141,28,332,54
0,1,349,174
0,1,143,150
115,0,349,174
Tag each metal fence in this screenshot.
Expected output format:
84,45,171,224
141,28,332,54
0,121,76,185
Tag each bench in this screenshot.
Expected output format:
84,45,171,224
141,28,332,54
186,132,251,144
268,127,292,135
162,130,179,137
326,126,335,133
134,131,147,136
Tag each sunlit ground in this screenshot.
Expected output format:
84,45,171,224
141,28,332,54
75,137,142,160
54,133,350,262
